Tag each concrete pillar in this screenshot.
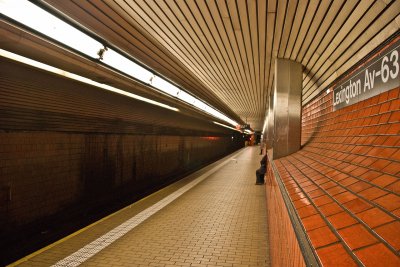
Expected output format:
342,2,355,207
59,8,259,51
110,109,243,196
272,59,302,159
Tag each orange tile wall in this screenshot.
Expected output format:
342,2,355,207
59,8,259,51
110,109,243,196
270,86,399,266
265,161,307,267
268,35,399,266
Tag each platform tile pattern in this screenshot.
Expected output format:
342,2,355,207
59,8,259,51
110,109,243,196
14,147,269,267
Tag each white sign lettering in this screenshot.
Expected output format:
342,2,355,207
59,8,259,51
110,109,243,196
333,40,400,110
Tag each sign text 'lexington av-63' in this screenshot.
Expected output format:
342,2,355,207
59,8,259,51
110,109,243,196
333,38,400,110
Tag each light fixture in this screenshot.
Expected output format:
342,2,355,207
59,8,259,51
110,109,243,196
149,75,239,127
244,129,253,134
177,90,197,105
0,0,103,59
207,107,238,126
213,122,239,131
101,48,153,85
0,49,179,112
192,99,208,111
150,76,180,96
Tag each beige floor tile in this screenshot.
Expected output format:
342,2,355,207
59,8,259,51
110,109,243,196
13,147,270,267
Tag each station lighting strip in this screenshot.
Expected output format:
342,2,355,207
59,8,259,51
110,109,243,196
244,129,253,134
0,0,239,129
0,49,180,111
213,121,237,131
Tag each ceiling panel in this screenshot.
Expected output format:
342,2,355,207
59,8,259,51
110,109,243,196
31,0,400,130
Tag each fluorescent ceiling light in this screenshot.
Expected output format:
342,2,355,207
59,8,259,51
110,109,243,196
206,107,238,126
0,0,103,58
177,90,196,105
193,99,208,111
213,121,239,131
0,49,179,112
150,73,238,127
207,107,218,117
101,48,153,84
151,76,179,96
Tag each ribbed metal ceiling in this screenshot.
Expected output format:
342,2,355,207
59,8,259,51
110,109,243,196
40,0,400,130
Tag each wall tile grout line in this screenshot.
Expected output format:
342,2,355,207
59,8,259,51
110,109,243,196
294,152,400,215
277,158,364,266
284,155,399,254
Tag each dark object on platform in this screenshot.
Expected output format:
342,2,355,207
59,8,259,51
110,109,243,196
256,154,268,185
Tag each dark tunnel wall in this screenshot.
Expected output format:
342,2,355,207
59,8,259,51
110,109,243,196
0,58,244,263
0,133,238,226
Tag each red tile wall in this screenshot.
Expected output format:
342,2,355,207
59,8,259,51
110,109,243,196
270,86,399,266
265,161,307,267
269,35,400,266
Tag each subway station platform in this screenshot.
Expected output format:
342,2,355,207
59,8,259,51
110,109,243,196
10,147,270,267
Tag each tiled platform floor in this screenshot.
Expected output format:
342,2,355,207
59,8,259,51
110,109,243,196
11,147,269,267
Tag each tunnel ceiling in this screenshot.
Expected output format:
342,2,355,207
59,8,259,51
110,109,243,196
41,0,400,131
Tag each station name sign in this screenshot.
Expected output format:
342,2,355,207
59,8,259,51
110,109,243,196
333,39,400,110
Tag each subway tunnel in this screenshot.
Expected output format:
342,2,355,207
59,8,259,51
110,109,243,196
0,0,399,266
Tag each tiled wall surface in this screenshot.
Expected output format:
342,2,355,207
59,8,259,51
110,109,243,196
0,132,241,265
265,162,306,267
0,133,236,227
271,86,399,266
